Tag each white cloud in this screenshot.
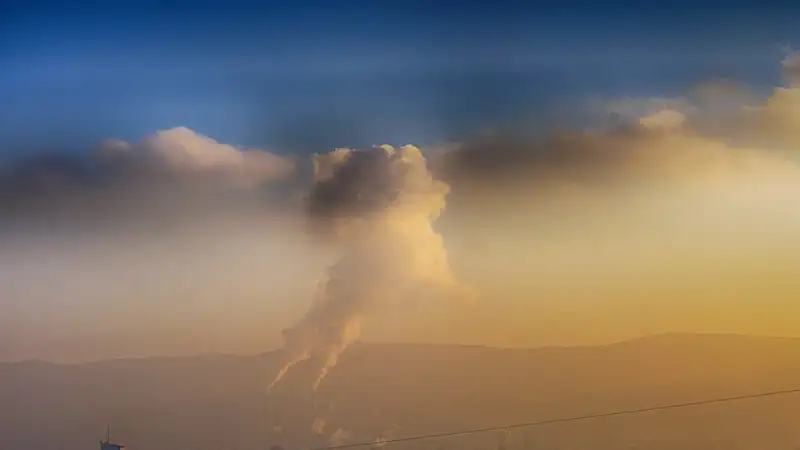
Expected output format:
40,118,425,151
97,127,295,185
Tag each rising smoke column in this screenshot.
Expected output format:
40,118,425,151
267,144,472,392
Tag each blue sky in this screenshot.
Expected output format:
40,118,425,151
2,0,799,157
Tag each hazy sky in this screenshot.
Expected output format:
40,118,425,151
3,0,800,362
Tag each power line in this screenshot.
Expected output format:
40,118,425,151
308,387,800,450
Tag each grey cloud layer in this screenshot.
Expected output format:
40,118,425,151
5,54,800,232
436,54,800,201
0,127,298,229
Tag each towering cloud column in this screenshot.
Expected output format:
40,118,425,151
268,145,473,392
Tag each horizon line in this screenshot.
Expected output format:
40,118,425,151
4,331,799,366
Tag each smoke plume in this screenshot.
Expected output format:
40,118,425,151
267,144,473,392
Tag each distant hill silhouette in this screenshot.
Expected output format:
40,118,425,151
2,334,800,450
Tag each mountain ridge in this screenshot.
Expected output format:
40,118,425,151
5,332,799,367
2,333,799,450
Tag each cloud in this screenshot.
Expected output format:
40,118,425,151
0,127,298,229
268,145,474,392
96,127,295,185
437,55,800,198
599,96,697,126
0,128,316,362
584,56,800,152
6,52,800,363
430,55,800,293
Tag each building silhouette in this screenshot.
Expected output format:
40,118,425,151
100,425,125,450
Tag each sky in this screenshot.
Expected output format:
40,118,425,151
2,0,800,363
2,0,799,154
